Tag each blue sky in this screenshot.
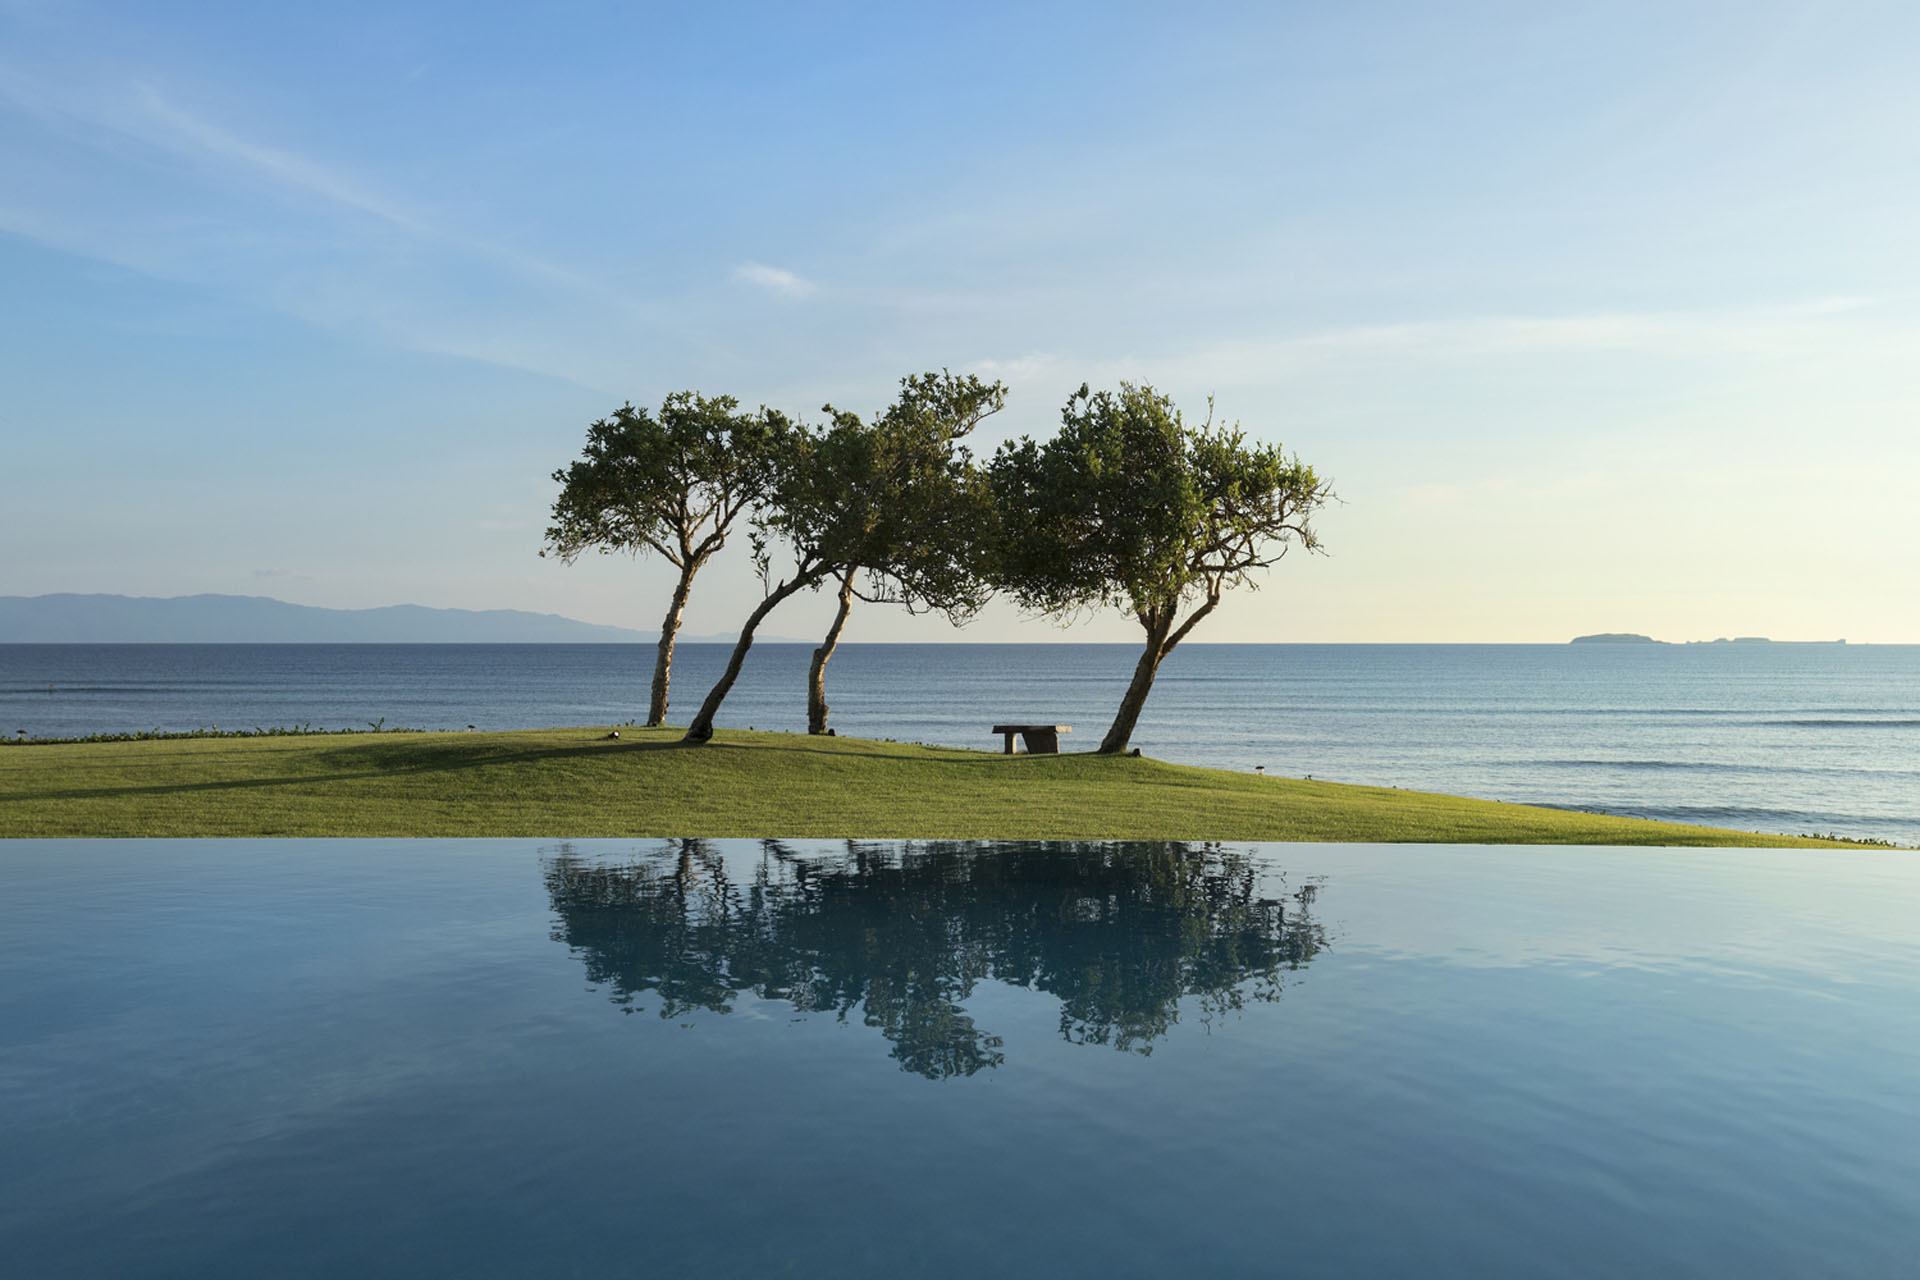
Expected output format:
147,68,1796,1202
4,0,1916,641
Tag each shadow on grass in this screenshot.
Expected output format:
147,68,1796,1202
4,736,671,804
693,739,1123,767
2,730,1133,805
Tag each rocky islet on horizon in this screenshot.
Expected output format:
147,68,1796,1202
1571,633,1849,645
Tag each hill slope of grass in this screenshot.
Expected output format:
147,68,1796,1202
0,726,1865,846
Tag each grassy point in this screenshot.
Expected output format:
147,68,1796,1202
0,724,1882,847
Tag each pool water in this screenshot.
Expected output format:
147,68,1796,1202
3,839,1917,1277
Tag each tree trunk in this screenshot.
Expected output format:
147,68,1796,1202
1098,613,1175,753
1097,595,1222,754
807,571,857,735
649,565,697,727
682,572,820,744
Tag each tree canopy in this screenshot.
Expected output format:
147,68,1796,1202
990,383,1330,753
682,372,1004,743
544,392,774,726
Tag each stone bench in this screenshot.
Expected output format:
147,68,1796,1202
992,724,1071,755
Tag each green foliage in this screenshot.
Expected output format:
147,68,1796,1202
754,371,1006,622
990,382,1329,621
859,370,1007,618
544,391,775,570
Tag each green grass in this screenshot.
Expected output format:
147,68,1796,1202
0,724,1877,846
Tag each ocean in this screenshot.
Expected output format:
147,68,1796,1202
4,642,1918,845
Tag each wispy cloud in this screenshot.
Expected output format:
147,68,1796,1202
117,85,632,305
732,261,816,298
131,87,429,232
0,59,659,388
1267,297,1877,361
968,351,1056,381
968,297,1891,396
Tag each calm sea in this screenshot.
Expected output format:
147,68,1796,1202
4,642,1918,844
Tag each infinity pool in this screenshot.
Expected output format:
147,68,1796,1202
3,840,1917,1277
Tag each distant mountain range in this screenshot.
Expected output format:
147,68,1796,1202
0,593,673,643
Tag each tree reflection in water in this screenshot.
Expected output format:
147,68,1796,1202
544,840,1328,1079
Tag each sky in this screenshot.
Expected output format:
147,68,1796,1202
3,0,1917,643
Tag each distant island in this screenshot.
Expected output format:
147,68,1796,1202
0,593,691,643
1571,632,1849,646
1684,636,1847,646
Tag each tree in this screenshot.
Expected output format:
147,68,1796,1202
806,372,1006,734
544,392,773,727
681,372,1004,744
989,383,1331,754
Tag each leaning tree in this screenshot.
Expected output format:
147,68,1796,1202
989,382,1331,754
681,372,1004,744
804,372,1005,734
543,392,774,726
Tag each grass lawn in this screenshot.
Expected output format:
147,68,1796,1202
0,725,1870,845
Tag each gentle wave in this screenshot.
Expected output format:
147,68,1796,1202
1540,759,1790,775
1530,759,1920,780
4,684,192,695
1762,718,1920,728
1549,802,1873,828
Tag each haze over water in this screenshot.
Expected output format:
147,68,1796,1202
5,642,1916,845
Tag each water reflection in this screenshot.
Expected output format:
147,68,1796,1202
544,840,1328,1078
